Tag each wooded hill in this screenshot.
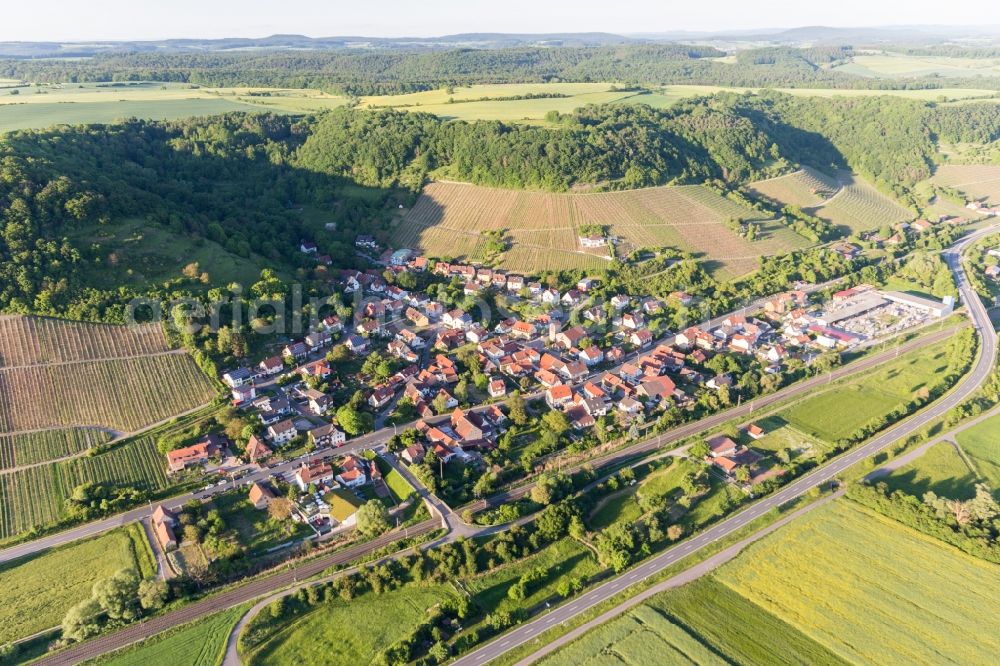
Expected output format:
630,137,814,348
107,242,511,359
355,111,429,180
2,93,1000,320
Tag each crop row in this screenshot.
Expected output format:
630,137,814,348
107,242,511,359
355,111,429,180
0,428,111,469
0,353,217,433
809,179,911,233
0,437,169,540
0,316,168,368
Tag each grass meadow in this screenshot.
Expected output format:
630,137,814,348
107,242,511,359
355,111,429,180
881,442,980,500
88,604,250,666
245,585,455,666
779,340,955,443
0,525,154,643
954,411,1000,488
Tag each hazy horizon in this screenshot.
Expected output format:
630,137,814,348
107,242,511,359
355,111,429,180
2,0,999,43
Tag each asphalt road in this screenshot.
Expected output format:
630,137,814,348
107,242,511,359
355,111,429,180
451,225,1000,666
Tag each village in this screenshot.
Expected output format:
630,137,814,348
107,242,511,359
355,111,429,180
144,225,960,567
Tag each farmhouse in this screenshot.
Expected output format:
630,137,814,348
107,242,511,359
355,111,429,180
151,506,177,551
579,234,606,248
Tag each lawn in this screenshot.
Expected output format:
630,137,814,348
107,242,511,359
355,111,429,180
376,458,416,504
954,411,1000,489
0,525,155,643
715,500,1000,664
881,442,980,500
88,604,250,666
245,585,454,666
748,416,829,460
466,538,602,615
780,341,955,443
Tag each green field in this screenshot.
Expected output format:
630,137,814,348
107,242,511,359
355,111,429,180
71,217,272,291
834,53,1000,80
954,411,1000,488
715,500,1000,664
0,436,171,540
882,442,980,500
245,585,455,665
0,82,346,133
539,603,729,666
89,604,249,666
466,538,602,615
0,428,111,469
780,341,955,443
0,525,154,643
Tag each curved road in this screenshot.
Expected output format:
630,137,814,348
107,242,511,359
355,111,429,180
451,225,999,666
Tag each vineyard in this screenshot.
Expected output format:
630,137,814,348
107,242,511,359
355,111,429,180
0,436,169,540
0,428,111,469
806,174,912,233
0,353,217,433
747,167,841,208
0,316,169,367
931,164,1000,202
394,181,812,276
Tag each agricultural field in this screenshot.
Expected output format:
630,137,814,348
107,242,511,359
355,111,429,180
932,164,1000,204
244,585,455,665
0,82,346,133
0,525,154,643
954,411,1000,488
715,500,1000,664
89,604,250,666
0,353,217,433
0,428,111,469
780,340,954,442
805,173,913,233
746,166,841,208
0,315,169,367
0,436,170,540
881,442,980,500
539,604,729,666
833,53,1000,79
394,181,811,276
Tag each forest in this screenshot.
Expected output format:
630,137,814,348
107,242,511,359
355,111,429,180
2,44,988,95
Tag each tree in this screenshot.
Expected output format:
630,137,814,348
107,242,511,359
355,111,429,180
689,440,710,459
541,410,570,437
356,500,390,537
268,496,294,521
432,392,451,415
138,579,168,611
507,391,529,426
92,568,141,621
666,524,684,541
734,466,751,484
61,597,103,643
336,404,372,436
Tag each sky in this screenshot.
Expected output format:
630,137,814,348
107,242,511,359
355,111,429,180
2,0,1000,41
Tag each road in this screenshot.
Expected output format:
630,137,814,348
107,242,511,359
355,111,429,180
0,277,837,566
450,225,999,666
